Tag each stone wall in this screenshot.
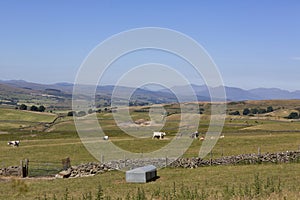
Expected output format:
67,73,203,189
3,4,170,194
169,150,300,168
55,151,300,178
1,151,299,178
0,166,21,176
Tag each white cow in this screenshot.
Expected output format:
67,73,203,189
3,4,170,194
7,140,20,147
103,136,109,140
152,132,166,139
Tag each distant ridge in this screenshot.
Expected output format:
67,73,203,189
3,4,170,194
0,79,300,102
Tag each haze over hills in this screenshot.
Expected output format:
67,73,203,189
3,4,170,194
0,80,300,107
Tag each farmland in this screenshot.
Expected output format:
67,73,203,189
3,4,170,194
0,100,300,199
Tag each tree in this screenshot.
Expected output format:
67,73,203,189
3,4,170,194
96,109,102,113
38,105,45,112
251,108,258,114
243,108,250,115
19,104,27,110
88,109,93,114
67,111,76,116
258,108,267,114
30,105,38,112
267,106,274,113
287,112,299,119
229,111,240,115
77,111,86,117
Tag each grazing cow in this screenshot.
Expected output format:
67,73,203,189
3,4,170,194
103,136,109,140
152,132,166,139
7,141,20,147
191,131,200,139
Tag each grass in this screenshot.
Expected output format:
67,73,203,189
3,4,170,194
0,163,299,199
0,139,95,167
0,101,300,199
0,108,56,122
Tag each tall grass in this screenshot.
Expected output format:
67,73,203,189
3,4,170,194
33,174,290,200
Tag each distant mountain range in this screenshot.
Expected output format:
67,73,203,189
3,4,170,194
0,80,300,104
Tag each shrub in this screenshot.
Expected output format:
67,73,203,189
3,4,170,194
38,105,46,112
267,106,274,113
229,111,240,115
243,108,250,115
77,111,87,117
19,104,27,110
287,112,299,119
67,111,76,116
30,105,39,112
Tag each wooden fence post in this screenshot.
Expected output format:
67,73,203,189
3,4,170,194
21,159,29,178
221,147,224,157
165,156,168,168
25,159,29,177
124,154,126,168
20,160,23,177
62,157,71,170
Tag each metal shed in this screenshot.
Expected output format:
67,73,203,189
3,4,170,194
126,165,157,183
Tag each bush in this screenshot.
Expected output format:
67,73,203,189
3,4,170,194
38,105,46,112
267,106,273,113
19,104,27,110
258,108,267,114
229,111,240,115
287,112,299,119
77,111,86,117
251,108,259,114
30,105,39,112
67,111,76,116
243,108,250,115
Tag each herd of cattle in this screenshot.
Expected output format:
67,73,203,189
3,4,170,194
152,131,210,141
7,132,222,147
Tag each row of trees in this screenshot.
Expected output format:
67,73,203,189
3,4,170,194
229,106,274,116
242,106,274,115
18,104,46,112
67,107,114,117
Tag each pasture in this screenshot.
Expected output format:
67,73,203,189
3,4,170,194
0,100,300,199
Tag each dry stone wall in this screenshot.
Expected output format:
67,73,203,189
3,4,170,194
0,166,21,176
169,150,300,168
1,151,299,178
55,151,300,178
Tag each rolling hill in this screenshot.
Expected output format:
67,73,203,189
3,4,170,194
0,80,300,109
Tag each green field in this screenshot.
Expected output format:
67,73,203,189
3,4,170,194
0,100,300,199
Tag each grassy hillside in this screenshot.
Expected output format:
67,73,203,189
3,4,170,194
0,100,300,199
0,108,56,122
0,163,299,199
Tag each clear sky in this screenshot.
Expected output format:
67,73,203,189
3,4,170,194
0,0,299,91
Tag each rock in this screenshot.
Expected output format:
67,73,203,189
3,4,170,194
56,169,71,178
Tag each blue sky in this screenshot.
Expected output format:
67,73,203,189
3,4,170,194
0,1,299,90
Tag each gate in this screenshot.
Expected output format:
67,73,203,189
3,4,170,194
25,157,70,177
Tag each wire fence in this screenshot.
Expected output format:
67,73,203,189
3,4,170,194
27,158,70,177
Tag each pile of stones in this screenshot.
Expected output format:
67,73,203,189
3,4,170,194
55,162,112,178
